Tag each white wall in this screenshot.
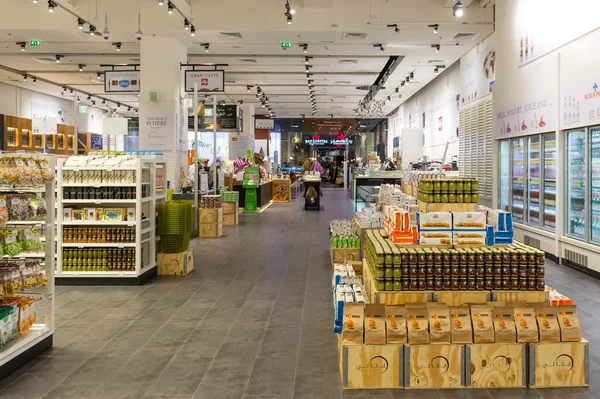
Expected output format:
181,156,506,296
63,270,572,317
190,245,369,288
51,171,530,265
0,81,74,124
0,83,18,116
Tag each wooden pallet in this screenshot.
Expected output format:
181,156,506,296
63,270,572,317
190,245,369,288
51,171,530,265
339,341,403,389
529,339,589,388
465,343,527,388
491,290,549,304
330,248,361,265
418,201,477,213
405,344,465,389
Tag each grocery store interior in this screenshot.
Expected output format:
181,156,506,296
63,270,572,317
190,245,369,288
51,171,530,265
0,0,599,398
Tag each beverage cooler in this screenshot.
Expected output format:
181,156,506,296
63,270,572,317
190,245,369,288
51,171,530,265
498,132,556,232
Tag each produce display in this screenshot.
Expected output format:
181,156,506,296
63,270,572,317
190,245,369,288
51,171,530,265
330,220,360,248
63,227,135,243
418,178,479,203
62,248,136,272
338,302,580,345
0,194,47,224
0,155,54,187
0,225,45,257
200,195,222,208
366,230,545,292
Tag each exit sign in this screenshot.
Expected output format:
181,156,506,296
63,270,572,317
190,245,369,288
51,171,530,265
281,41,292,49
327,114,333,119
29,40,41,47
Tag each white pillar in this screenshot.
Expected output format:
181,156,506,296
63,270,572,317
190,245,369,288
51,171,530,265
139,37,188,191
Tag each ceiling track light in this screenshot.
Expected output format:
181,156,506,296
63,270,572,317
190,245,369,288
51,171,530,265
387,24,400,33
97,72,102,80
409,72,415,81
76,96,80,102
184,19,190,30
55,54,62,63
190,25,196,36
432,44,441,53
32,0,38,3
434,66,439,75
302,44,308,53
32,78,36,84
203,43,209,53
167,2,174,14
453,1,464,17
19,42,26,52
114,42,122,51
429,24,439,34
78,18,84,29
374,44,384,51
158,0,164,5
22,75,27,82
91,100,96,105
102,99,106,104
78,64,84,72
285,0,293,24
87,95,91,100
47,1,55,12
89,25,96,35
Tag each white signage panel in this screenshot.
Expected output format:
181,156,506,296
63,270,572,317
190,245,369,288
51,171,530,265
184,70,225,92
32,116,57,135
104,70,140,92
460,43,495,106
495,92,556,139
560,80,600,129
102,118,128,136
255,119,275,130
140,111,173,151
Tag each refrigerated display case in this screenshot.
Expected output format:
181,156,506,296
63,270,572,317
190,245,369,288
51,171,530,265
543,134,557,230
566,130,586,239
512,138,525,223
527,136,541,226
590,127,600,243
499,140,510,212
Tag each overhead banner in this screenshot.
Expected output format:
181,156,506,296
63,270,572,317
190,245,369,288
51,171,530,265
140,111,173,151
495,92,556,139
255,119,275,130
32,116,57,135
303,118,355,133
104,70,140,92
102,118,128,135
184,70,225,93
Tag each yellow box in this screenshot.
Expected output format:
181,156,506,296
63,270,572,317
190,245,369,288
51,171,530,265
200,222,223,238
340,343,403,389
223,202,239,215
223,213,239,226
158,248,194,276
200,207,223,224
466,343,527,388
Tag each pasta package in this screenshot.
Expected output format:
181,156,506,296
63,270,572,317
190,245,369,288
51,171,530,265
364,304,386,344
557,305,581,342
514,305,539,343
536,306,561,343
471,305,495,343
493,306,516,343
449,306,473,344
386,305,407,344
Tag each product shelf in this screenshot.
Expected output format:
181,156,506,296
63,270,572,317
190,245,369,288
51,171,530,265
61,243,136,248
61,183,137,187
62,221,136,226
61,199,138,204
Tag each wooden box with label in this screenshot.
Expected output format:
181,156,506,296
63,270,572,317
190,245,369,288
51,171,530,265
158,248,194,276
199,207,223,224
528,339,589,388
465,343,527,388
340,343,403,389
223,201,239,215
405,344,465,389
200,221,223,238
223,213,239,226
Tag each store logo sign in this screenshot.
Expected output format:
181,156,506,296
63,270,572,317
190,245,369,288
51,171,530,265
542,354,573,372
356,356,389,374
201,78,208,86
418,356,449,374
118,80,131,88
584,83,600,101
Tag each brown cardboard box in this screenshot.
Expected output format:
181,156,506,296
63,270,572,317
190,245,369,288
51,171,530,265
223,202,239,215
158,248,194,276
200,207,223,224
223,213,239,226
200,222,223,238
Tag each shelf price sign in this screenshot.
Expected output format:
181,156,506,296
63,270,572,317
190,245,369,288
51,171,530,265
281,41,292,49
29,40,41,47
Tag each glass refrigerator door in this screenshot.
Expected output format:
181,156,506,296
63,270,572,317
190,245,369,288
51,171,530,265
512,138,525,223
499,140,511,211
543,133,556,230
590,127,600,243
566,130,586,239
527,136,541,226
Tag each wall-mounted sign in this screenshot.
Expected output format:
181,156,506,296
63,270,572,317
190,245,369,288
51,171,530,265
140,111,173,151
104,70,140,92
32,116,57,135
460,40,496,106
303,118,355,133
495,92,556,139
78,105,88,114
90,134,103,150
304,138,354,146
184,70,225,93
281,41,292,49
560,80,600,129
255,119,275,130
102,117,128,136
29,40,41,47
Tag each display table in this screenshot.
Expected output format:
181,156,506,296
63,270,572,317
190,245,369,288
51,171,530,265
354,175,403,211
233,181,273,209
272,179,291,202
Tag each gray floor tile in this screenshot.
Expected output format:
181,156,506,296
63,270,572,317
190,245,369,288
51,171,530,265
193,372,250,399
0,373,68,399
147,356,212,396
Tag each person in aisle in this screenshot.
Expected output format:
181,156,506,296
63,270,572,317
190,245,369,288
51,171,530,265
384,157,397,171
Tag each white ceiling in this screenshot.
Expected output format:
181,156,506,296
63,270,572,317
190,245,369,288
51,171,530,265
0,0,494,118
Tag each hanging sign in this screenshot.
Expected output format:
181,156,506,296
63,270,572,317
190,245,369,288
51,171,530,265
140,111,173,151
192,105,237,130
32,116,57,135
104,70,140,92
255,119,275,130
184,70,225,93
495,92,556,139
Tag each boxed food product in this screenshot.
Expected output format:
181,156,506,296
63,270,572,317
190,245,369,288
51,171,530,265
103,208,124,221
126,208,136,221
406,304,429,344
85,208,97,221
386,305,407,344
364,304,386,344
487,210,514,232
390,208,410,232
449,306,473,344
557,305,581,342
419,231,452,246
535,306,561,343
390,226,418,245
453,231,487,247
471,305,495,343
514,305,539,343
493,306,516,343
427,304,451,344
453,212,487,230
417,212,452,230
63,208,73,221
342,303,364,344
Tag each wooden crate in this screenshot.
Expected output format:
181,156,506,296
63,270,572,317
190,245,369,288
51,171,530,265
158,248,194,276
405,344,465,389
465,343,527,388
340,343,403,389
223,201,239,215
418,201,477,213
199,207,223,224
491,290,549,304
200,222,223,238
330,248,361,264
363,262,431,304
223,213,239,226
528,339,589,388
434,291,490,306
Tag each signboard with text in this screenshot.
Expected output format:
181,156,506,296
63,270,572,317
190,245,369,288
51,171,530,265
140,111,173,151
255,119,275,130
189,104,238,130
32,116,57,135
104,70,140,92
303,118,355,133
495,92,556,139
303,138,354,146
184,70,225,92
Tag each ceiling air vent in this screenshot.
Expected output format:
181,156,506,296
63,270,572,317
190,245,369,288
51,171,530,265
33,57,59,64
338,59,359,65
342,32,368,40
218,32,243,39
335,81,352,85
225,80,236,84
239,59,257,63
450,32,478,41
427,59,445,64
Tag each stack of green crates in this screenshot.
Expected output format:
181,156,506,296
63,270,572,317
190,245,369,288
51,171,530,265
222,191,239,203
157,200,193,253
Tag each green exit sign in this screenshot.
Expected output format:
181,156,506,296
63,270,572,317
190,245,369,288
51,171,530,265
281,41,292,49
327,114,333,119
29,40,41,47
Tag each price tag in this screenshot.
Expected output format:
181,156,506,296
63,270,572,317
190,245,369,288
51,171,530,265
77,245,84,249
118,245,124,249
94,201,101,205
36,192,43,200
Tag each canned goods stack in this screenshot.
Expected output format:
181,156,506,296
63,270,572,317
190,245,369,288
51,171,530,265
417,178,479,204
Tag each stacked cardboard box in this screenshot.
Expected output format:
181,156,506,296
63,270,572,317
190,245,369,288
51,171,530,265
223,201,239,226
383,205,417,244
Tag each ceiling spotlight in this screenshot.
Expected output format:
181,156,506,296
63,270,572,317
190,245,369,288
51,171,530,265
47,1,54,12
167,2,174,14
97,72,102,80
87,95,91,100
285,0,293,24
190,26,196,36
434,66,439,75
91,100,96,105
114,42,122,51
204,43,209,53
78,64,84,72
20,43,26,52
387,24,400,33
239,100,243,106
69,88,73,94
409,72,415,81
135,109,138,114
453,1,463,17
184,19,190,30
102,99,106,104
158,0,164,5
430,24,439,34
78,18,84,29
302,44,308,53
23,75,27,82
128,107,131,111
395,26,400,33
395,87,399,94
374,44,384,51
287,14,292,24
76,96,80,102
433,44,440,53
89,25,96,35
32,0,38,3
32,78,36,84
55,54,62,63
257,86,262,93
246,85,252,92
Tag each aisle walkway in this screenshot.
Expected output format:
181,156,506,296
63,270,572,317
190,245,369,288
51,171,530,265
0,188,599,398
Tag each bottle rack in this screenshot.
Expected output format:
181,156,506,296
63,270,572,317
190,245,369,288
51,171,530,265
56,157,166,285
0,153,55,378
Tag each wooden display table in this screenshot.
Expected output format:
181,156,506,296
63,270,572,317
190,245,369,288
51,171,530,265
529,339,589,387
418,200,477,213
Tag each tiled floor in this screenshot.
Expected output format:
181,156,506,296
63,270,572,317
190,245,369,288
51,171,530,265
0,188,599,398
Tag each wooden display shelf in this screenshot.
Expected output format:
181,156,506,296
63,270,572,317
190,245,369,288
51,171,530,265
465,343,527,388
339,340,403,389
405,344,465,389
330,248,361,265
363,262,432,304
528,339,589,388
491,290,548,304
418,200,477,213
